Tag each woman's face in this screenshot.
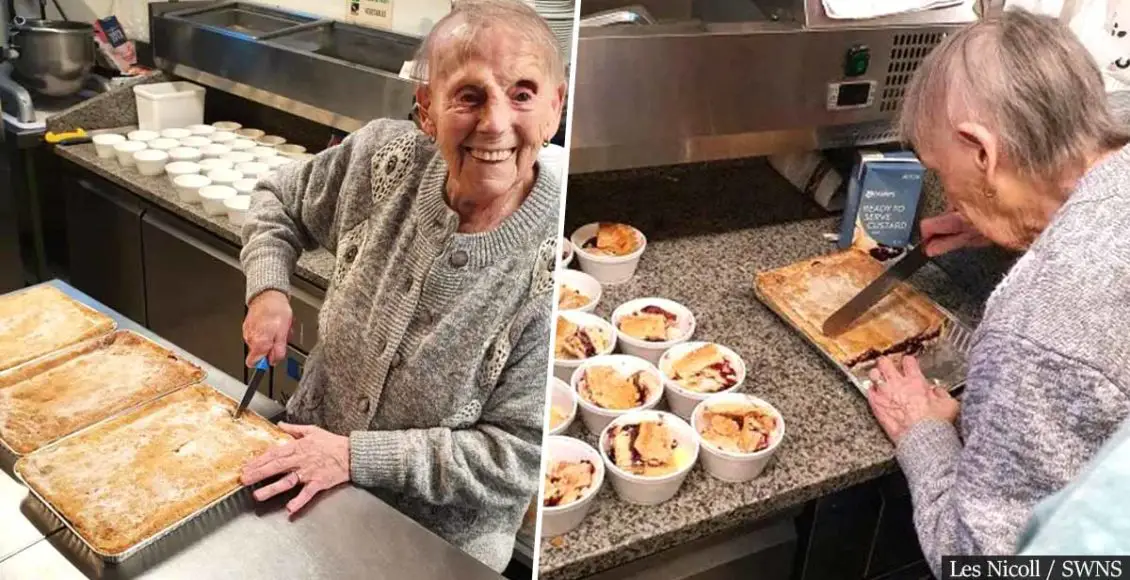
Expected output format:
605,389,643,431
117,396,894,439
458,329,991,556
418,28,565,199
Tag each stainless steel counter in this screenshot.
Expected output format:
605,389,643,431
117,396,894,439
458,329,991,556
0,281,501,580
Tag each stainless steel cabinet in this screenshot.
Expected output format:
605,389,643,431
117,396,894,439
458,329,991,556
141,209,249,381
64,173,147,323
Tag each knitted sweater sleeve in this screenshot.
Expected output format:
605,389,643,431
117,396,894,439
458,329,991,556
898,330,1127,577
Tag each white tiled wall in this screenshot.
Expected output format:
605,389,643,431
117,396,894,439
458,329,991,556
16,0,450,42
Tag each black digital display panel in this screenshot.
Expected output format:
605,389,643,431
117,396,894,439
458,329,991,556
836,82,872,107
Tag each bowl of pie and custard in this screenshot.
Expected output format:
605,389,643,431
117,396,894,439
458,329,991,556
547,377,578,435
553,311,617,381
541,435,605,537
556,269,602,313
599,410,700,505
571,354,664,433
691,393,785,482
611,297,696,364
570,222,647,284
658,342,747,419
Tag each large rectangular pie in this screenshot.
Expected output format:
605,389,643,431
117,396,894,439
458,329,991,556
16,385,291,557
0,330,206,454
755,249,946,367
0,285,116,372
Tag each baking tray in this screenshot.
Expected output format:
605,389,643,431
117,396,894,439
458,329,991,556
0,285,118,373
12,386,277,563
0,330,207,457
753,284,974,394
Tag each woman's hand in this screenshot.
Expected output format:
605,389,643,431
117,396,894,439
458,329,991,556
867,356,960,443
243,289,292,366
921,212,992,257
241,423,351,515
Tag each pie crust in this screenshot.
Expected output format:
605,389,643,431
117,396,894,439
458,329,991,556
0,286,115,372
542,459,596,507
668,344,739,393
698,402,778,453
0,331,206,454
583,223,639,257
606,420,688,477
557,285,591,310
555,318,609,360
16,384,291,556
548,406,569,430
754,250,946,367
578,366,655,410
618,306,679,342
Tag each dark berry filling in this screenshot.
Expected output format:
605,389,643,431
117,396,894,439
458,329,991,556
709,360,739,387
869,244,905,262
577,330,597,358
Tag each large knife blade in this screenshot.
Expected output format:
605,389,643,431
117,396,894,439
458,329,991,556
822,244,930,337
234,358,270,419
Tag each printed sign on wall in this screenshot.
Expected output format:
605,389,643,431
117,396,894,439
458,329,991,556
348,0,394,28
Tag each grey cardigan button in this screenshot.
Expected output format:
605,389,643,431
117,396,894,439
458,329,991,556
392,352,403,367
450,250,469,268
344,245,358,263
360,396,371,414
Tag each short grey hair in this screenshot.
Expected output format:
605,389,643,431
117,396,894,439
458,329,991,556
898,9,1129,179
409,0,565,85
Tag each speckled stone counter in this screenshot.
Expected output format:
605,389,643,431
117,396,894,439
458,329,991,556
539,159,988,580
54,142,334,288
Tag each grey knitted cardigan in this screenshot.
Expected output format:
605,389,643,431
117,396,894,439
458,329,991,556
240,119,559,571
898,145,1130,575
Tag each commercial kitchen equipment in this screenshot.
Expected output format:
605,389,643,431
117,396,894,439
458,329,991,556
9,19,96,97
569,0,981,172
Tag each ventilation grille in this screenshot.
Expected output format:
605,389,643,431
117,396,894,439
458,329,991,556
818,123,900,149
880,32,947,113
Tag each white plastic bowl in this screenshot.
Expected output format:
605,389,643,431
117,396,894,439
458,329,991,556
691,393,785,482
147,138,179,152
168,147,202,162
133,150,168,176
229,139,257,152
224,152,255,165
276,144,307,157
548,377,578,436
224,195,251,226
173,174,210,203
540,436,605,538
611,297,696,365
233,179,258,195
206,168,243,187
571,354,664,435
210,131,238,144
127,129,158,143
201,143,231,159
198,158,234,172
92,133,125,158
235,162,269,178
250,146,278,160
265,155,294,169
570,223,647,285
600,410,699,505
555,269,601,314
236,128,265,140
658,342,747,420
181,136,212,149
186,124,215,137
113,141,147,166
554,310,617,383
258,135,286,147
165,161,202,183
198,185,236,216
160,128,191,140
212,121,241,131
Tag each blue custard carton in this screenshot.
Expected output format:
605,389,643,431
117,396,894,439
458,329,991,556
838,150,926,253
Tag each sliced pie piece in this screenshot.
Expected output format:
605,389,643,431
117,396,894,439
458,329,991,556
699,403,779,454
579,366,646,410
558,285,591,310
606,420,683,477
543,460,596,507
554,318,607,360
669,344,740,393
583,223,639,256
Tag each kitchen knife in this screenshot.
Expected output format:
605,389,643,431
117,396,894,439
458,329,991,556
821,244,930,337
234,358,270,419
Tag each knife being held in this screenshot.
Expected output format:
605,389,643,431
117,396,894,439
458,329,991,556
234,358,270,419
822,244,930,337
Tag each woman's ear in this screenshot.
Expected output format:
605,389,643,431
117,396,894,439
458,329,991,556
415,85,435,137
955,122,999,181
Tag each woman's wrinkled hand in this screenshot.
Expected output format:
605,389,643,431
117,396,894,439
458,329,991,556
241,423,351,515
866,356,960,443
243,289,292,366
920,211,992,257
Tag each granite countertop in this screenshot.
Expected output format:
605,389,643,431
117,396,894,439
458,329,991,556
540,160,988,580
54,142,334,288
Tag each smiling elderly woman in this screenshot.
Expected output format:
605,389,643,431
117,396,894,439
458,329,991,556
866,9,1130,573
235,0,564,571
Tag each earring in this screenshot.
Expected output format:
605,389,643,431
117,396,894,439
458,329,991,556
984,185,996,199
542,139,550,148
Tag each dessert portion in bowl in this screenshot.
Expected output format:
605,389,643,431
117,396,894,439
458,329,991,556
605,418,694,477
577,365,659,411
558,284,592,311
698,401,780,454
664,344,741,394
555,317,612,361
580,222,642,257
543,459,597,507
618,304,684,342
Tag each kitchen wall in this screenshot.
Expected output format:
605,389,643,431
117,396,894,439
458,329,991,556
15,0,450,42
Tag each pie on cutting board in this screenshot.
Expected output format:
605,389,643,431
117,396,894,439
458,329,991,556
754,249,946,367
0,330,205,454
16,384,291,557
0,285,115,372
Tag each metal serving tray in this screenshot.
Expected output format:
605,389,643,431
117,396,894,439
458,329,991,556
0,330,206,458
754,284,974,394
12,386,262,563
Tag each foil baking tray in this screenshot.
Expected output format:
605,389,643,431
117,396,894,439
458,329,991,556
754,284,974,394
11,386,267,563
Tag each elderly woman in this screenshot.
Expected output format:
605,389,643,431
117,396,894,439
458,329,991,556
234,0,565,571
866,9,1130,573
